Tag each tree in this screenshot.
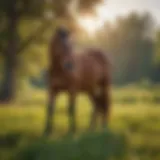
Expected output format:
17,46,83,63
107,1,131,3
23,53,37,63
0,0,103,103
0,0,47,102
97,12,155,85
155,30,160,64
151,30,160,83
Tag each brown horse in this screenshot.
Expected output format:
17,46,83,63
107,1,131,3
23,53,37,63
44,27,112,136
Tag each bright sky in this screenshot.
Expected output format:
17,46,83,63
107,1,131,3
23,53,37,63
78,0,160,34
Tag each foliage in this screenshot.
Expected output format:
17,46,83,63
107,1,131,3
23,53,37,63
96,12,155,84
155,30,160,63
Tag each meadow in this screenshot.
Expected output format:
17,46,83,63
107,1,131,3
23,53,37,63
0,85,160,160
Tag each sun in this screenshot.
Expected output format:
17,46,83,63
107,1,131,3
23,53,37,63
77,1,109,35
77,17,101,35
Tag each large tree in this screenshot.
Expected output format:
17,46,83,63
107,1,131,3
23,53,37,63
0,0,103,103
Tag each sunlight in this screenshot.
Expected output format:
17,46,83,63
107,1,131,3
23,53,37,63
77,17,101,35
77,0,111,35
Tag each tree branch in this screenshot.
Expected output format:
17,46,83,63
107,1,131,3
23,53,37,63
17,20,52,54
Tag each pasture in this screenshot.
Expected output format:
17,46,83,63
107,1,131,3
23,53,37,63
0,86,160,160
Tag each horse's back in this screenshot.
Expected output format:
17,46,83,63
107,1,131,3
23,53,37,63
86,48,111,66
74,48,111,90
77,48,111,72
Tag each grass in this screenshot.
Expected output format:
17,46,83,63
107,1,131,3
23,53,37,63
0,87,160,160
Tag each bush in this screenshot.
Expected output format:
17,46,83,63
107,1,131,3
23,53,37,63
14,131,129,160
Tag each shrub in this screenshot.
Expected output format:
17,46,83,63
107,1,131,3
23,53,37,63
14,131,129,160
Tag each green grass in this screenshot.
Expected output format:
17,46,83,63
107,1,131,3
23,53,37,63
0,88,160,160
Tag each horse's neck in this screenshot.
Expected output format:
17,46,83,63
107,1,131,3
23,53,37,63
52,60,63,72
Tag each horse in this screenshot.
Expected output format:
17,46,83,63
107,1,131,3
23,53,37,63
44,27,112,136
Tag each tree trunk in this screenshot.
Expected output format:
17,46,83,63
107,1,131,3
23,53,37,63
0,2,18,103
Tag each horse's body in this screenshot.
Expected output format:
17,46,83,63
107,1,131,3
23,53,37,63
50,49,110,92
44,27,111,136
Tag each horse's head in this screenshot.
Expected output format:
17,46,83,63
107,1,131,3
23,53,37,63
56,27,70,40
51,27,74,71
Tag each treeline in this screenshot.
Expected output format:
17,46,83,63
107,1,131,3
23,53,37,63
93,12,160,85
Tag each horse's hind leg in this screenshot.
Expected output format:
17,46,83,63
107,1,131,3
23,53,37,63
89,96,99,131
89,92,103,131
89,78,111,131
100,80,111,129
101,91,110,129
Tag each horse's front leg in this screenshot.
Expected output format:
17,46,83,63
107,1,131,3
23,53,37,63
68,92,76,133
44,89,56,136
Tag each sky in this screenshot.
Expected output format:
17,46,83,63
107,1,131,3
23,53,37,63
99,0,160,24
77,0,160,34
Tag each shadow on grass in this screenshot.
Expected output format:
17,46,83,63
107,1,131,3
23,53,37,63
9,130,129,160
